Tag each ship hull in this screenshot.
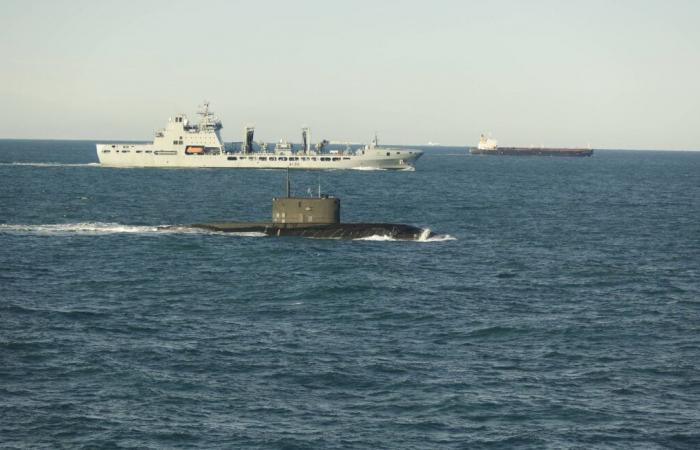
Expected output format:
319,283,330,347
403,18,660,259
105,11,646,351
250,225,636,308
96,144,422,170
471,147,593,157
165,222,433,240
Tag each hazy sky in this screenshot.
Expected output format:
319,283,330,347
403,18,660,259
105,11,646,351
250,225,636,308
1,0,698,149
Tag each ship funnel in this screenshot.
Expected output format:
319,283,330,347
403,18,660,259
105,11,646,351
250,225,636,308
301,127,311,154
243,126,255,154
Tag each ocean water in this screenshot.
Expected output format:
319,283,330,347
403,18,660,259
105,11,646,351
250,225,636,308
1,140,699,449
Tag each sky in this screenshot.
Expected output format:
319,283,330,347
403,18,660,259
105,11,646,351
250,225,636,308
1,0,698,149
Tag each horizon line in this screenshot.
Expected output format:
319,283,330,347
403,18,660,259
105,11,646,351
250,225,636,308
0,137,698,152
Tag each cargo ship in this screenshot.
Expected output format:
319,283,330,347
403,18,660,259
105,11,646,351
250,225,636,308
470,135,593,157
96,102,422,170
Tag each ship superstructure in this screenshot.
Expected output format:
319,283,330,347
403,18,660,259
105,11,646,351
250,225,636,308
96,103,422,170
477,134,498,151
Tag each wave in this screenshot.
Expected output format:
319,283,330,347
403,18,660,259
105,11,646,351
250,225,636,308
221,231,268,237
0,222,265,237
1,222,168,235
354,233,456,242
351,166,389,171
351,166,415,172
422,234,457,242
0,162,100,167
354,234,399,241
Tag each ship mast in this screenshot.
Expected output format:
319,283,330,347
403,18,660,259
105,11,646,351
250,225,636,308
197,101,222,132
286,168,291,198
242,126,255,154
301,127,311,154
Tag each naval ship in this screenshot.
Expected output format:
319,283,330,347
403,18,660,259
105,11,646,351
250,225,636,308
164,171,434,240
470,134,594,157
96,103,423,170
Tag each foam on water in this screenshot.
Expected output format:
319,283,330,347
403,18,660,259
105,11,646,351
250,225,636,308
354,231,456,242
421,233,457,242
351,166,389,171
354,234,398,241
351,165,415,172
224,231,268,237
0,223,274,237
0,222,169,235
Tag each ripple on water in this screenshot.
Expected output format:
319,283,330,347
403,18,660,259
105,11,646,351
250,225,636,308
2,144,700,447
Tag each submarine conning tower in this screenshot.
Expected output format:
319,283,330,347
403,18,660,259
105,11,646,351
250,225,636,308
272,196,340,224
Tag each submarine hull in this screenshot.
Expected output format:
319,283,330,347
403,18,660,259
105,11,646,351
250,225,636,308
180,222,433,240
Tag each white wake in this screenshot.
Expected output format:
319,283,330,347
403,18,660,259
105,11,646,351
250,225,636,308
354,230,456,242
421,234,457,242
354,234,397,241
351,166,416,172
0,222,264,237
351,166,389,171
1,222,170,235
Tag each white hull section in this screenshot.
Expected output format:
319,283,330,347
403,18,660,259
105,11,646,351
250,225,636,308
96,144,421,170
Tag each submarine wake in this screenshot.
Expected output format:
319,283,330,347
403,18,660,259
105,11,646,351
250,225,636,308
0,223,214,236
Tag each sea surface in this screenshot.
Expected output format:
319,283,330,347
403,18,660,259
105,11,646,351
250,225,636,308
1,140,699,449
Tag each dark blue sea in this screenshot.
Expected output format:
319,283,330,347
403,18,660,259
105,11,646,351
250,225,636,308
1,140,699,449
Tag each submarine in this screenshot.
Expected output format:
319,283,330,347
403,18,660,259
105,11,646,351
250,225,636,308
168,172,434,240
